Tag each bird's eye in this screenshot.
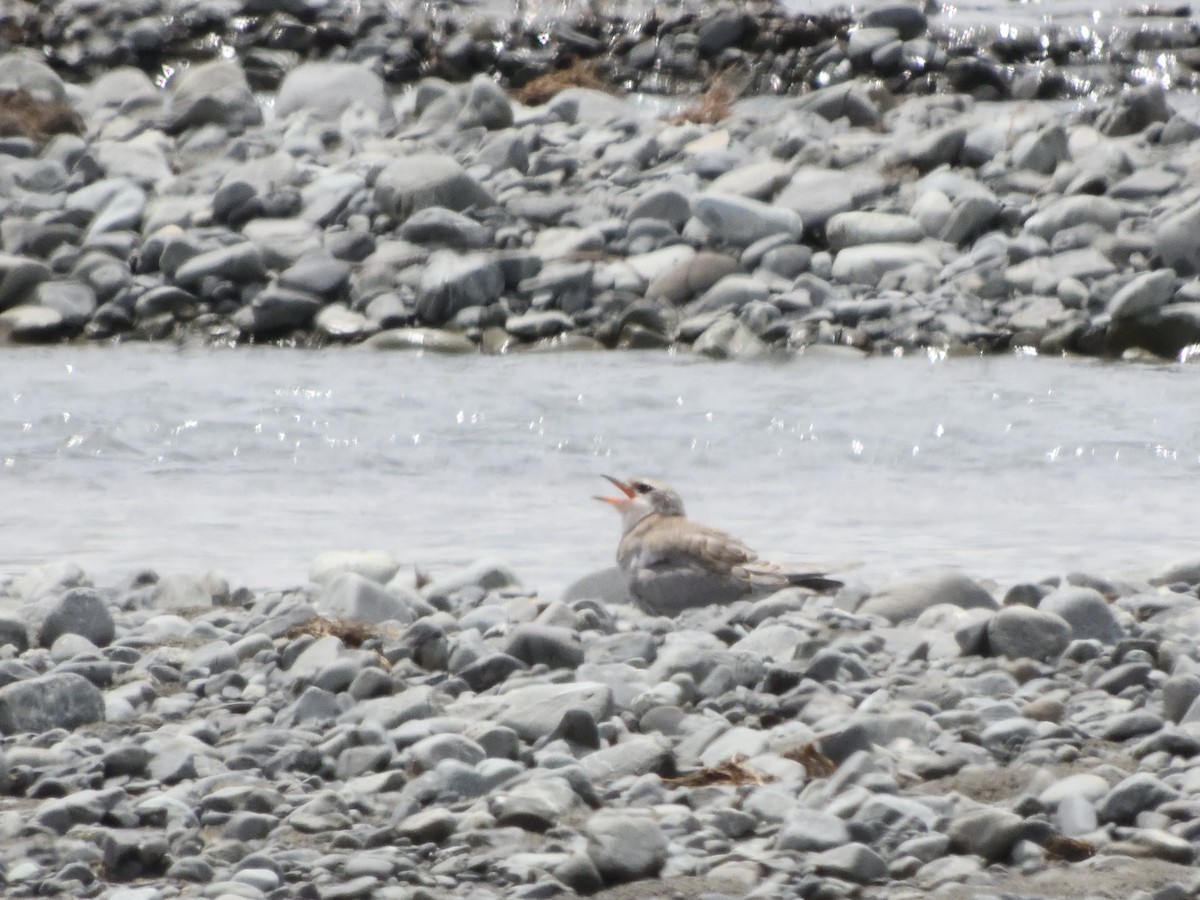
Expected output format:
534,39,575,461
633,481,652,494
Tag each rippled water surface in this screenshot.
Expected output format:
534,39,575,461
4,346,1200,594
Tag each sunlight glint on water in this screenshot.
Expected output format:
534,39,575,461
3,345,1200,594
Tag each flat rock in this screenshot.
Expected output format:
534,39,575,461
275,61,391,124
496,683,613,741
691,192,803,246
585,810,668,885
987,606,1072,661
0,673,105,734
417,250,504,324
309,551,401,587
375,155,494,220
831,242,943,286
857,570,997,624
167,59,261,132
826,211,924,251
316,573,420,624
365,328,476,354
39,588,115,648
1037,586,1123,643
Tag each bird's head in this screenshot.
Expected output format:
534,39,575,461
595,475,685,530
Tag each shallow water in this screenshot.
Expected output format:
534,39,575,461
4,345,1200,594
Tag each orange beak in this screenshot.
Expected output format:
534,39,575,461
594,474,635,507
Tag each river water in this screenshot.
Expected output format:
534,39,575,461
3,345,1199,595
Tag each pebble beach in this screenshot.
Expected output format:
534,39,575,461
4,0,1200,898
3,0,1200,359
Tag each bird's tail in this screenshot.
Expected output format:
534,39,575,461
786,573,843,593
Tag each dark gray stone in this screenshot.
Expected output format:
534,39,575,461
504,624,584,669
857,571,997,624
987,606,1071,661
585,810,667,884
0,673,105,734
947,808,1024,862
1097,773,1180,823
39,588,115,648
1038,586,1123,643
375,155,494,219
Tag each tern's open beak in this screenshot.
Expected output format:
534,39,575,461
594,474,635,506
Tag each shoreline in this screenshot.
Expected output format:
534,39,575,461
3,4,1200,360
0,553,1198,897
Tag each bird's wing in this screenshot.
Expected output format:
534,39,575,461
634,516,766,576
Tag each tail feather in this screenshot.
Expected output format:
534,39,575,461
785,573,843,593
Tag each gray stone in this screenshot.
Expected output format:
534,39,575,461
407,733,485,773
0,254,52,312
504,624,583,669
776,809,851,852
1024,196,1122,242
810,842,887,883
629,188,691,229
1108,301,1200,359
506,311,574,340
315,304,371,340
561,567,630,606
33,281,95,330
417,250,504,324
826,212,924,251
1097,709,1163,741
947,808,1024,862
1096,84,1171,136
375,155,494,220
830,242,942,286
365,327,476,353
688,274,770,314
497,682,613,741
793,84,882,129
0,305,66,342
1107,269,1179,321
987,606,1071,661
709,160,792,200
242,218,322,270
0,50,68,101
496,775,579,831
398,207,490,248
1037,586,1123,643
234,286,322,336
395,807,457,843
421,556,520,605
1163,673,1200,724
692,314,770,360
152,572,226,609
457,75,514,130
1010,124,1067,174
646,251,740,305
317,573,419,624
0,673,105,734
167,60,262,132
275,62,391,124
585,810,667,884
39,588,115,648
857,570,997,624
0,616,29,652
1097,773,1180,823
174,243,266,286
691,193,803,246
74,180,146,239
940,195,1000,245
777,167,885,232
309,551,400,587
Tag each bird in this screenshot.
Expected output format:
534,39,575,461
595,475,842,617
